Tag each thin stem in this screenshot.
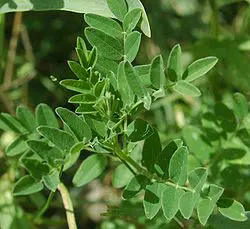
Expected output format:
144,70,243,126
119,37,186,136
4,12,23,87
34,191,55,221
114,142,193,192
174,216,185,228
57,183,78,229
34,165,64,221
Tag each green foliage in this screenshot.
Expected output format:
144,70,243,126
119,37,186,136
1,1,250,229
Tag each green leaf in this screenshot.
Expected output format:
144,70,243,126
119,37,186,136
35,103,59,128
56,107,92,141
179,191,200,219
75,104,97,115
125,31,141,62
21,158,50,180
13,175,43,196
173,80,201,97
123,8,142,32
43,170,60,192
162,185,184,220
73,154,107,187
85,27,123,60
127,119,154,142
16,105,37,132
76,48,88,69
169,146,188,185
126,0,151,37
6,136,28,157
64,142,84,171
124,61,147,98
88,47,98,68
107,0,128,21
208,211,250,229
123,175,149,199
107,71,118,91
233,93,248,119
68,94,96,104
85,117,107,138
112,164,134,188
150,55,165,89
214,103,237,133
189,167,208,192
167,44,182,81
143,182,165,220
117,61,135,107
68,61,89,80
156,140,178,178
183,57,218,82
37,126,76,153
77,36,87,53
0,0,150,37
95,56,119,75
218,199,247,222
60,79,91,93
85,13,123,39
135,64,151,87
142,130,161,172
27,140,63,166
0,113,27,133
197,184,224,225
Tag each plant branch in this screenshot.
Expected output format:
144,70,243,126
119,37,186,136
114,141,193,192
57,183,78,229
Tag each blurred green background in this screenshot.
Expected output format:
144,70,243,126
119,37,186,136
1,0,250,228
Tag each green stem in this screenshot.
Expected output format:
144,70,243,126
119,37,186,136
34,191,55,221
114,140,193,192
57,183,78,229
34,165,64,221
